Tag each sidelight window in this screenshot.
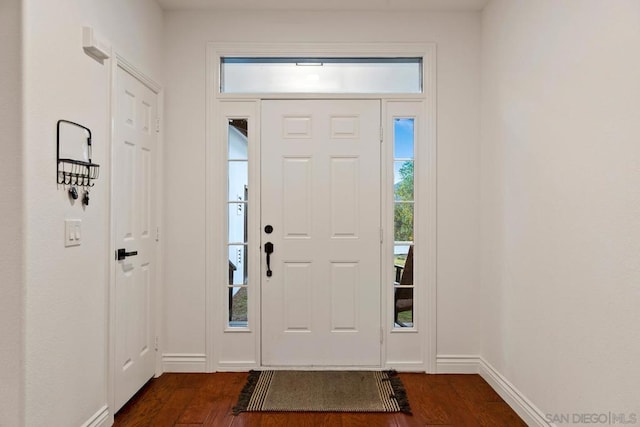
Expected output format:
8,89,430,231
227,119,249,327
393,118,415,328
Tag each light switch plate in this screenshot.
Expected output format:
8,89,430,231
65,219,81,247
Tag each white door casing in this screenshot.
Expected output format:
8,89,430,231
207,44,436,373
113,65,158,411
261,100,382,367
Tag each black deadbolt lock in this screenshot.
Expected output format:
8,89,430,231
264,225,273,234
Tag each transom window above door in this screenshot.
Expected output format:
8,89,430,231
220,57,422,94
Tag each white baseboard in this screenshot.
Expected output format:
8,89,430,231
436,354,482,374
216,361,261,371
80,405,109,427
162,353,207,372
477,358,549,427
385,361,428,372
436,355,549,426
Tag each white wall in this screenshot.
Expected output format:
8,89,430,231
480,0,640,419
0,1,24,425
163,10,481,362
22,0,163,425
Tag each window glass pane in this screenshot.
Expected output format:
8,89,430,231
393,118,414,158
227,118,249,328
227,245,247,285
228,203,247,244
394,203,414,242
394,161,414,201
222,57,422,94
394,245,410,283
394,244,413,328
228,286,248,327
394,288,413,327
228,120,248,159
228,161,248,201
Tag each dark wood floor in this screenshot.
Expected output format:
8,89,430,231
114,372,527,426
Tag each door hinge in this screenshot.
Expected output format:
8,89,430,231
154,336,159,351
380,327,384,344
380,126,383,143
156,226,160,242
155,117,160,133
380,227,383,244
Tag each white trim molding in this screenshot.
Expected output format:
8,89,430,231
162,353,207,373
114,53,162,93
206,42,437,373
386,361,431,372
217,361,260,372
436,355,550,427
80,405,109,427
478,358,550,427
436,354,481,374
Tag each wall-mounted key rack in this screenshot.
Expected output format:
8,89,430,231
57,120,100,186
57,120,100,206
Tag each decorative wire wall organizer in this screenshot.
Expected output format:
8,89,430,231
57,120,100,187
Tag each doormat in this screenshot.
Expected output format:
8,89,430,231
232,370,411,415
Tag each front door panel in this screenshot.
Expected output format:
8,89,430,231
261,100,381,366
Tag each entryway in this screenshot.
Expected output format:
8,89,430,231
210,44,436,373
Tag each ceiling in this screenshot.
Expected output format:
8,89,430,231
156,0,489,12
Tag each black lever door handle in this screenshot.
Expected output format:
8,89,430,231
116,248,138,261
264,242,274,277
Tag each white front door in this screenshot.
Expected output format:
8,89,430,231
261,100,381,367
113,66,157,411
